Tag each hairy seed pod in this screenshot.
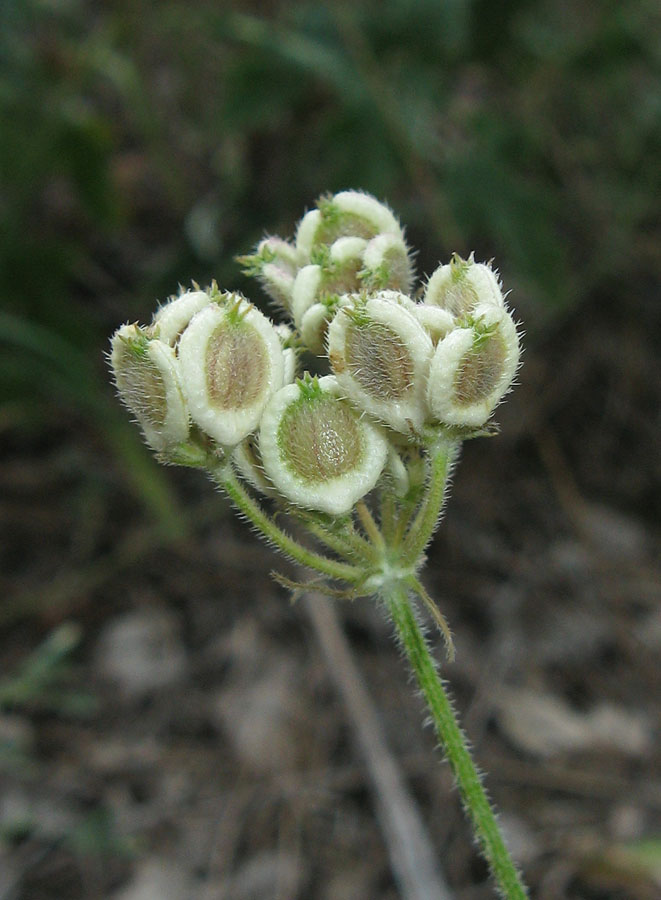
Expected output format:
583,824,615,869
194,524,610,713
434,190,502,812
295,190,404,259
233,434,276,496
259,376,388,515
329,235,368,266
320,190,402,240
291,264,323,327
424,254,505,318
300,295,349,356
150,289,210,346
361,233,414,293
426,304,520,427
110,324,189,453
237,236,301,310
328,291,433,434
411,305,455,345
271,324,299,384
323,236,368,294
178,294,285,447
301,303,334,357
295,208,323,260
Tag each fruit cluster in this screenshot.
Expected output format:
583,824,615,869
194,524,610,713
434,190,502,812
110,191,520,515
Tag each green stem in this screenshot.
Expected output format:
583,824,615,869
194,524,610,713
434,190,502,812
391,496,417,549
213,465,362,584
379,491,397,544
401,438,456,567
299,516,373,563
356,500,385,551
382,583,529,899
295,510,375,562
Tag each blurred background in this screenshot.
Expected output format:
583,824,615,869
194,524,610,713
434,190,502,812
1,0,660,897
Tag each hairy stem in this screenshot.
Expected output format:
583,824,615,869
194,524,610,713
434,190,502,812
213,464,362,584
379,491,397,544
382,583,529,899
305,521,370,562
356,500,385,551
297,512,375,563
401,438,456,567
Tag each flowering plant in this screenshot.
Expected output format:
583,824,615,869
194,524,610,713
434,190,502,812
110,191,527,898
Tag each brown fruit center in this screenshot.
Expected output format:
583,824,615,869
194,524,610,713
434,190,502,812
117,346,168,431
206,323,268,410
453,335,506,406
345,321,414,400
279,397,363,482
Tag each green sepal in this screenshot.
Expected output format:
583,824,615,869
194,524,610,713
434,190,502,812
236,245,276,277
